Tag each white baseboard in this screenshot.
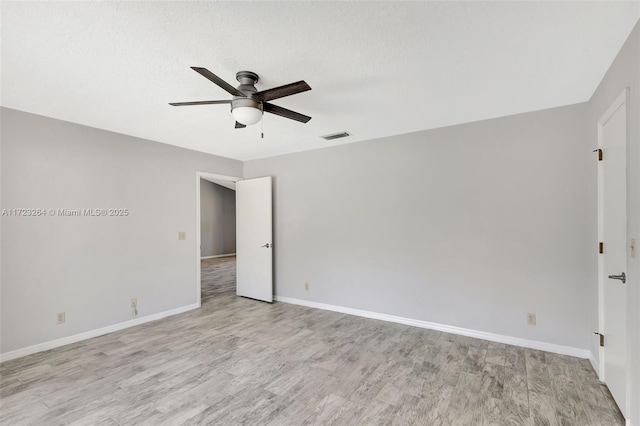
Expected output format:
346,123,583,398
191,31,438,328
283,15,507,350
0,303,199,363
2,296,592,364
201,253,236,260
275,296,591,359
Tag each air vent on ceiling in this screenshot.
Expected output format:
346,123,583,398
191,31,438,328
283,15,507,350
321,131,351,141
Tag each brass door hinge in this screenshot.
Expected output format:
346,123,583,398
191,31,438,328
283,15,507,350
599,242,604,254
594,332,604,347
593,149,603,161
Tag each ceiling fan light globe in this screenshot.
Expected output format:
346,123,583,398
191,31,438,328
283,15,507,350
232,107,262,125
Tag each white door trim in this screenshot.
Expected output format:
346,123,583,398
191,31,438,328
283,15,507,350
596,87,628,381
196,172,242,307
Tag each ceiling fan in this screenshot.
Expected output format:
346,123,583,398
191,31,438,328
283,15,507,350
170,67,312,128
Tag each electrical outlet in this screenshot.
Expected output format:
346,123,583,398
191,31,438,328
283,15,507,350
131,298,137,309
527,313,536,326
305,282,309,291
57,312,65,324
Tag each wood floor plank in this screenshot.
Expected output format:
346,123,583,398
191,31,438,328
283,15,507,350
485,342,507,366
302,393,348,425
325,399,368,425
464,346,488,374
446,371,482,425
477,396,502,426
356,399,396,425
409,374,455,424
501,366,530,426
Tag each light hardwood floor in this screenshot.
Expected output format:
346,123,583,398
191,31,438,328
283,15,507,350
0,256,624,425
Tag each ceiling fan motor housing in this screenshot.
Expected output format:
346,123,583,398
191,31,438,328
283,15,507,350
236,70,259,85
233,70,261,112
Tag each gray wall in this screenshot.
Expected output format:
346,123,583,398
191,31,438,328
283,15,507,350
200,180,236,257
245,103,592,350
587,20,639,424
0,107,242,354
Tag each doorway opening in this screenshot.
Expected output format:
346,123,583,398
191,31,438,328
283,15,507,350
196,172,241,307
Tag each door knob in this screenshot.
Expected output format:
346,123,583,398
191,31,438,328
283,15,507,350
608,272,626,284
261,243,271,248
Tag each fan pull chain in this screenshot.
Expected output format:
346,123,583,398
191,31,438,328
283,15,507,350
261,116,264,139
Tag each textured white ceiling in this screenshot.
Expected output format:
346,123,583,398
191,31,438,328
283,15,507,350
2,2,638,161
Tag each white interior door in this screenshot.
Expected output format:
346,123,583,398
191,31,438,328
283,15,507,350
236,176,273,302
598,91,627,416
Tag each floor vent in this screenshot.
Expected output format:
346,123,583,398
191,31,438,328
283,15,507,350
321,131,351,141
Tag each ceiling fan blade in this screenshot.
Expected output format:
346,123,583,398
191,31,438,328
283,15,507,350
264,103,311,123
235,121,246,129
169,100,231,106
253,81,311,102
191,67,246,97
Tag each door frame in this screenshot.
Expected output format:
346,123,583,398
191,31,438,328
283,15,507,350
596,87,629,382
196,172,242,307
